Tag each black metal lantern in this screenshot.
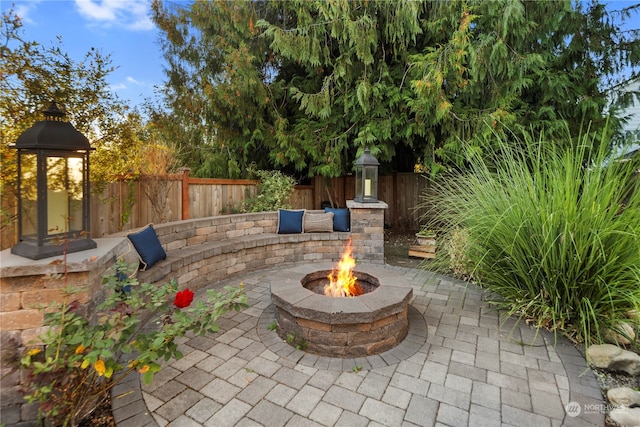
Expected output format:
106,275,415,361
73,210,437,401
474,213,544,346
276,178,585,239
11,102,96,259
354,147,379,203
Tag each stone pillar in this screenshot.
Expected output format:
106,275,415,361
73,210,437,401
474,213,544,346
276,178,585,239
347,200,387,264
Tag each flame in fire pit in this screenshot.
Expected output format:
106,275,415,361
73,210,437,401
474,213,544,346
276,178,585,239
324,239,364,297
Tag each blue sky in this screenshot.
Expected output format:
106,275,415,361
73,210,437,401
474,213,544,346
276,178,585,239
4,0,170,108
3,0,639,110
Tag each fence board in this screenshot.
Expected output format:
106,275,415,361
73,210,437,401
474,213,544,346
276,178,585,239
379,176,395,229
396,173,430,229
189,183,255,216
289,186,314,210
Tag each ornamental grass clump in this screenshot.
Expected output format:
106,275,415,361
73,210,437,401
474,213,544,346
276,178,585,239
20,260,247,427
423,129,640,345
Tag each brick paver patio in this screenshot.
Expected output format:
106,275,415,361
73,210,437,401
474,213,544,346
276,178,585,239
111,262,604,427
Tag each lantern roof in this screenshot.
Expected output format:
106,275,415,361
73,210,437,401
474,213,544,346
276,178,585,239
355,147,379,166
14,102,92,150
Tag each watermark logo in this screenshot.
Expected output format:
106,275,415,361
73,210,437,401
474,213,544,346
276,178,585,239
583,403,615,414
566,401,614,416
565,401,582,417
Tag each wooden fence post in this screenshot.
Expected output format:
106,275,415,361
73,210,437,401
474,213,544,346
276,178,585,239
393,173,399,229
180,168,191,220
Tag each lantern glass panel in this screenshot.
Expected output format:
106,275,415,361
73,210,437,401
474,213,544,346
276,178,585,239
19,153,37,239
46,156,84,235
364,166,377,197
67,157,84,232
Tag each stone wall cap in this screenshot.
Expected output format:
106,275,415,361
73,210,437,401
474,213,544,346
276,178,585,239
346,200,388,209
0,237,126,277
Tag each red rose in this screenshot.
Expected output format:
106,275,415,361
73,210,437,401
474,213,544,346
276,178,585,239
174,289,194,309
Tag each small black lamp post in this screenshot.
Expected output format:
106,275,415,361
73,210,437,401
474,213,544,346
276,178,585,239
11,102,96,259
354,147,379,203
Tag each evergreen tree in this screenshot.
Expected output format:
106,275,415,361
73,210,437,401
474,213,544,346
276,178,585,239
152,0,639,177
409,0,639,166
151,0,278,178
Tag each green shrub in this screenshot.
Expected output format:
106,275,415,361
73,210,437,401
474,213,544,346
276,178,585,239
241,169,296,212
422,129,640,345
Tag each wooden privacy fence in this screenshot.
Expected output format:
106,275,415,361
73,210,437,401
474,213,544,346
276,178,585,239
90,171,260,238
1,171,432,249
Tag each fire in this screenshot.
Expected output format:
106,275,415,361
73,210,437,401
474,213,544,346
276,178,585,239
324,239,364,297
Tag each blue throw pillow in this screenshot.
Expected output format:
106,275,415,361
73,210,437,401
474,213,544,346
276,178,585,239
277,209,305,234
127,225,167,270
325,207,350,232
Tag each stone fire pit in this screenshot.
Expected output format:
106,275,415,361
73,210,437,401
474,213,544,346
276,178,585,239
270,263,413,357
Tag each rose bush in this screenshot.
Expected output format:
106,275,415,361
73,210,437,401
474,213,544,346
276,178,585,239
20,259,247,427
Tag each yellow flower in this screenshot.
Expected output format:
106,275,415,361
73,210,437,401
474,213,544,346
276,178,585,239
94,359,106,376
75,345,85,355
27,348,41,357
138,365,150,374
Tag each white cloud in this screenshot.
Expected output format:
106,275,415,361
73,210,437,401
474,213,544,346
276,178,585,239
75,0,116,21
111,76,147,92
126,76,143,85
74,0,154,31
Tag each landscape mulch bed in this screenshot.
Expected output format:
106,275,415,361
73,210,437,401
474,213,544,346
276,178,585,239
78,396,115,427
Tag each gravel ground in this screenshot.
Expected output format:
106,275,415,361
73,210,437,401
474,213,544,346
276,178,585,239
384,229,425,268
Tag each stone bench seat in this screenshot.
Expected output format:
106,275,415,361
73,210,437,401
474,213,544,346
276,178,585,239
129,211,352,291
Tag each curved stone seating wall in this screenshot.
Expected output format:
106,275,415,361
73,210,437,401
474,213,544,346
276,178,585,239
133,211,352,291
